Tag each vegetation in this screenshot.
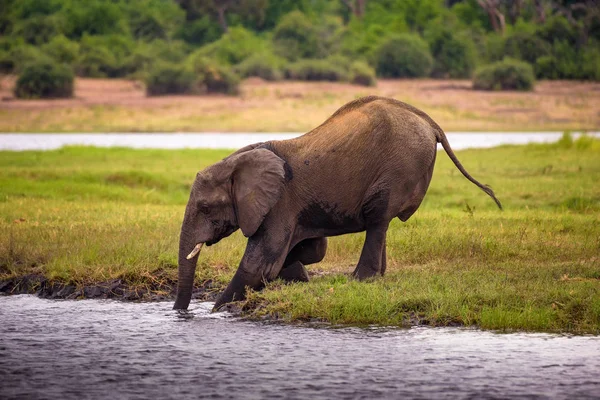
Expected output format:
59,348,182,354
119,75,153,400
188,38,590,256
14,59,74,98
473,58,536,91
145,62,197,96
1,0,599,95
1,135,599,333
374,34,434,78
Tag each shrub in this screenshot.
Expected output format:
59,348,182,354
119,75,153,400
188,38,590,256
425,25,477,78
473,59,535,91
374,34,433,78
6,44,53,73
62,0,127,39
285,59,348,82
535,56,559,79
14,60,74,99
42,34,79,65
503,31,551,65
272,11,320,61
76,35,136,77
175,16,221,47
191,27,267,65
188,57,240,95
235,53,284,81
145,62,197,96
12,14,63,45
349,61,377,86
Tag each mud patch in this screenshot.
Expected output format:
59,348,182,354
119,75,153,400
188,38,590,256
0,274,220,302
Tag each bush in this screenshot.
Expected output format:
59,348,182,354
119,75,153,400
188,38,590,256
473,59,535,91
374,34,433,78
5,44,53,73
175,17,221,47
503,31,551,65
42,35,79,65
272,11,320,61
12,15,63,45
191,27,267,65
14,60,74,99
425,25,477,78
349,61,377,86
235,53,284,81
76,35,136,78
285,59,348,82
188,57,240,95
145,62,197,96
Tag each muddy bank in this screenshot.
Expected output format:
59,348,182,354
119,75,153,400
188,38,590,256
0,274,220,303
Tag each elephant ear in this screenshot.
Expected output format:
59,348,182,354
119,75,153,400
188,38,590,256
232,148,286,237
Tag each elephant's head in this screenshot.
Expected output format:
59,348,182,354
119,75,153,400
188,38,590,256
173,148,286,310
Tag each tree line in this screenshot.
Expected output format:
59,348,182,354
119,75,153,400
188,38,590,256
1,0,598,98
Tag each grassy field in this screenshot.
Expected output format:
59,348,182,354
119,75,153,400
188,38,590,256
1,135,599,333
1,77,599,132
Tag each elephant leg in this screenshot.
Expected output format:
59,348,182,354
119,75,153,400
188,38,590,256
352,225,388,280
277,238,327,282
214,228,292,310
380,244,387,276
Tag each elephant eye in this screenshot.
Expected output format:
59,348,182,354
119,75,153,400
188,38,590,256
198,203,211,214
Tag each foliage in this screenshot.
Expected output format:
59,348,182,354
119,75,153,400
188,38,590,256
11,14,63,45
503,31,551,65
188,57,240,94
175,16,221,46
189,26,267,65
1,0,599,83
348,61,377,86
76,35,136,78
41,34,79,65
374,34,433,78
272,11,320,61
473,59,535,91
14,60,74,99
425,20,477,78
235,52,284,81
145,62,197,96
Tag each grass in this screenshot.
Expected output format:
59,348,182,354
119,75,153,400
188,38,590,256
1,135,599,333
1,77,599,132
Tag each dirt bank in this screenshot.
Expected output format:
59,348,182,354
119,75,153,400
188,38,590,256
0,274,219,303
1,77,598,132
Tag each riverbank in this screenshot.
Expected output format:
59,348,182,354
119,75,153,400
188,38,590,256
1,136,599,333
1,77,599,132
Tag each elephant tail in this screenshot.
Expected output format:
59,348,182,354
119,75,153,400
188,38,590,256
434,127,503,210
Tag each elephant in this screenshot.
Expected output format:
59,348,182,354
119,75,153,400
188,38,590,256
173,96,502,311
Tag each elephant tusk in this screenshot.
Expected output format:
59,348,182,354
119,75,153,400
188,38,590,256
186,243,204,259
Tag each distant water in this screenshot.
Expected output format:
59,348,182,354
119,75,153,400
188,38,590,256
1,295,599,399
1,132,598,151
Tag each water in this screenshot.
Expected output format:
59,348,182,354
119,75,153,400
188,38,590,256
1,296,599,399
1,132,598,151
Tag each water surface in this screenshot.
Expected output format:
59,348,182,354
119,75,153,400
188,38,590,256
1,132,598,151
1,296,599,399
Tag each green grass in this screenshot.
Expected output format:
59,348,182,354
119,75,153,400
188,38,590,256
1,135,599,333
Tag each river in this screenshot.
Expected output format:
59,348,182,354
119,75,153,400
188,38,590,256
1,296,599,399
1,131,599,151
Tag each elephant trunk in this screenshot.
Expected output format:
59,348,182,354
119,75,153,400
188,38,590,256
173,227,200,310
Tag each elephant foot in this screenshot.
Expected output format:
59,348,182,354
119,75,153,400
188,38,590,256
351,264,380,281
278,261,309,283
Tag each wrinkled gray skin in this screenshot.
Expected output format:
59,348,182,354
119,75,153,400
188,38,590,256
174,96,502,311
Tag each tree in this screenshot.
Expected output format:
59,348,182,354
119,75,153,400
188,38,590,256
341,0,367,19
176,0,267,32
477,0,506,33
